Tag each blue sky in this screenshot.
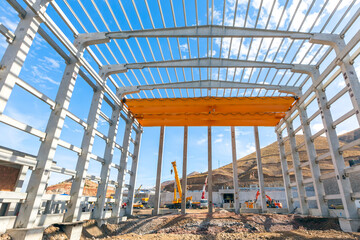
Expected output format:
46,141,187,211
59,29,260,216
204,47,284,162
0,0,360,190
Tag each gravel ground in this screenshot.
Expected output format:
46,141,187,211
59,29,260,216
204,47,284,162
78,210,360,240
1,209,356,240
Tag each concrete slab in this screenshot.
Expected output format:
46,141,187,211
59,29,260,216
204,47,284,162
240,208,262,214
152,209,179,215
266,208,289,214
6,227,44,240
339,218,360,232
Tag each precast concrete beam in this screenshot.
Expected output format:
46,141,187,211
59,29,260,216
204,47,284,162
124,58,295,70
0,24,15,43
117,80,302,98
79,25,337,42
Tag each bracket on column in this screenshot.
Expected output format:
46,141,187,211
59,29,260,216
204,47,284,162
0,24,15,43
98,64,128,80
310,33,345,52
291,65,320,80
74,32,111,51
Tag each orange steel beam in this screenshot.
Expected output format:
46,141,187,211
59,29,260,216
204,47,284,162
125,97,296,127
138,119,281,127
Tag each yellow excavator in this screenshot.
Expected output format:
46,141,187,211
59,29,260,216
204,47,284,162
133,185,144,209
165,161,193,209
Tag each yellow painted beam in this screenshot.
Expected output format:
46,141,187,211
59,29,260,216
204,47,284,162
125,97,296,127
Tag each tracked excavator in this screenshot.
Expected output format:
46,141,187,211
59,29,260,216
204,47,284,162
165,161,193,209
245,190,282,208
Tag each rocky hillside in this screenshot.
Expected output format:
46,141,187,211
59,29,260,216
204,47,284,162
162,130,360,192
46,179,115,197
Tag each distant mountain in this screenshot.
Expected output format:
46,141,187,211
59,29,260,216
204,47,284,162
162,130,360,192
46,179,115,197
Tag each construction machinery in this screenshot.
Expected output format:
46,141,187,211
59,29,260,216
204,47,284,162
165,161,193,209
199,177,208,209
245,190,282,209
133,185,145,209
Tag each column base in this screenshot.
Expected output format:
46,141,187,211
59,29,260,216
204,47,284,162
240,208,262,214
104,216,128,225
339,218,360,232
6,227,44,240
266,208,289,214
55,221,84,240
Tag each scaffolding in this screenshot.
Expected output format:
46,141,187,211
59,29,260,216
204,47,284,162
0,0,360,238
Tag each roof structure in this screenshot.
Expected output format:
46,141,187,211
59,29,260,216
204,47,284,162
1,0,360,235
47,0,359,101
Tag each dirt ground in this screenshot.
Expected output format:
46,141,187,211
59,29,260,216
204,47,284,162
3,209,360,239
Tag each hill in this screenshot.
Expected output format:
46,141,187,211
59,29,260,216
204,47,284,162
162,131,360,192
46,179,115,197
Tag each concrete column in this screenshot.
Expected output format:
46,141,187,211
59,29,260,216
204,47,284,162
93,105,121,221
276,129,294,213
126,128,142,216
153,126,165,215
181,126,188,215
312,82,358,219
112,119,133,219
64,86,104,222
15,57,81,228
7,165,28,216
231,127,240,214
0,6,44,114
333,41,360,125
298,105,329,216
286,120,309,215
254,126,267,212
207,126,213,213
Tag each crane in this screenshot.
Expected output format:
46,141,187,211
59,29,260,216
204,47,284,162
165,161,193,209
201,177,208,199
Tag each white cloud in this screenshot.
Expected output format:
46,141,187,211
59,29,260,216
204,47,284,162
43,57,61,69
179,43,188,52
196,136,207,145
30,66,59,85
0,16,18,32
6,106,47,130
311,123,325,136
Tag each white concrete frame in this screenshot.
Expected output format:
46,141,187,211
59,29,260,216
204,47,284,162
0,0,360,237
207,126,213,214
153,126,165,215
231,127,240,214
181,126,188,215
254,126,267,212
